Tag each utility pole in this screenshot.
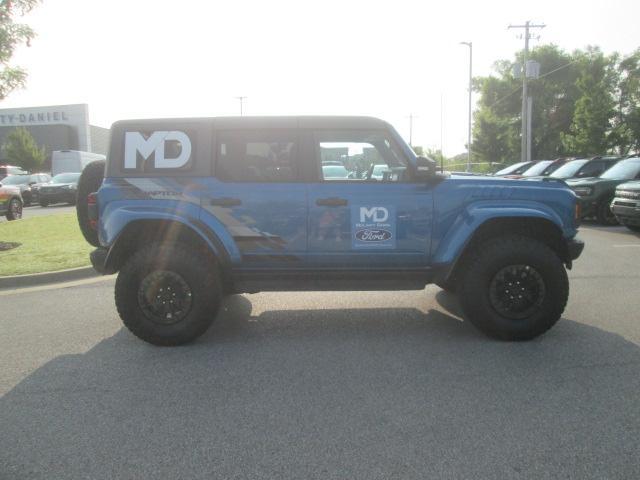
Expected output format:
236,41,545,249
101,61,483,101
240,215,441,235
460,42,472,172
440,93,444,172
508,21,545,163
234,96,247,116
527,96,533,164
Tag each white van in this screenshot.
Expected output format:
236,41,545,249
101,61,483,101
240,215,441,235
51,150,105,176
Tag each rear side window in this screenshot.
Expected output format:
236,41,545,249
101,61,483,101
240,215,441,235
216,130,298,182
578,161,605,177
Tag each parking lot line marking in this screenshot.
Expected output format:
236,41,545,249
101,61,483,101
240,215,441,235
612,244,640,247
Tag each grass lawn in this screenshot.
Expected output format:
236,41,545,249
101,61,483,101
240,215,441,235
0,213,92,276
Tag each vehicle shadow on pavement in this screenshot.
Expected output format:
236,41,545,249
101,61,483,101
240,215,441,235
1,294,639,479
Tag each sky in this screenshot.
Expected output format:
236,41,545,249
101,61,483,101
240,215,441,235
2,0,639,156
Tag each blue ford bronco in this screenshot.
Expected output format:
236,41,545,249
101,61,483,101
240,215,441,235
76,116,584,345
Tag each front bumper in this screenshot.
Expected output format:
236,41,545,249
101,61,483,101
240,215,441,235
566,237,584,261
577,197,597,217
39,190,76,204
611,198,640,226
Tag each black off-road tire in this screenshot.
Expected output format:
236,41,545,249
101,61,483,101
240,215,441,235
458,235,568,341
6,198,23,220
625,224,640,233
596,196,618,226
76,160,105,247
115,244,222,346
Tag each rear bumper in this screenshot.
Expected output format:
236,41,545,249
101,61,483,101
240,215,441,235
90,247,109,274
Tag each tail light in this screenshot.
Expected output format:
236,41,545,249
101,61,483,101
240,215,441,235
87,192,98,230
575,201,582,227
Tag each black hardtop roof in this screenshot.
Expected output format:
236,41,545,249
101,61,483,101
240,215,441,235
112,115,391,130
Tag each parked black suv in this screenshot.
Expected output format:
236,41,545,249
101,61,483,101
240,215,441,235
39,172,81,206
567,157,640,225
0,173,51,206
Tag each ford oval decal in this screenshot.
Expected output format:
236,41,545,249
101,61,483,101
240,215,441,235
355,229,393,242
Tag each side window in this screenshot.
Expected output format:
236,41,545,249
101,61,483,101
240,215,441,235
216,131,297,182
315,130,410,182
578,161,604,177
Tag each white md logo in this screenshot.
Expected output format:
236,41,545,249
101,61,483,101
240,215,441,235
360,206,389,223
124,131,192,170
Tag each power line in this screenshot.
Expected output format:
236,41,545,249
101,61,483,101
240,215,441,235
485,57,583,110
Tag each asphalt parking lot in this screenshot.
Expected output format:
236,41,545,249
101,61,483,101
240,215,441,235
0,204,75,223
21,204,75,218
1,224,639,479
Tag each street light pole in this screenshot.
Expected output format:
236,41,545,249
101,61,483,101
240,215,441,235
234,96,247,116
460,42,472,173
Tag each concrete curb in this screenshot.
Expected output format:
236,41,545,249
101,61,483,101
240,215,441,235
0,266,98,289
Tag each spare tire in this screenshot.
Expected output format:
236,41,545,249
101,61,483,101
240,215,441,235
76,160,105,247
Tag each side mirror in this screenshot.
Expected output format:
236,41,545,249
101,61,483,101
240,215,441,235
414,156,437,180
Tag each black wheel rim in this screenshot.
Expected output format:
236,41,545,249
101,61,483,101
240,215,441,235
488,264,546,320
10,200,22,219
137,271,193,325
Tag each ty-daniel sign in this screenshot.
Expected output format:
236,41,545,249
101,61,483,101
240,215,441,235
352,205,396,249
0,111,70,125
124,131,192,170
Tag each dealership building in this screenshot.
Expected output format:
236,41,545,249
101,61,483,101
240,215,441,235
0,104,110,166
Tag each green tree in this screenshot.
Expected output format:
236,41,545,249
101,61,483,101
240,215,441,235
612,49,640,154
561,48,618,155
0,0,41,100
3,127,46,170
472,45,583,164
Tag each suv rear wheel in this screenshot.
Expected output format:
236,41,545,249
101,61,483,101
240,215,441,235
115,244,222,346
458,235,568,341
76,160,105,247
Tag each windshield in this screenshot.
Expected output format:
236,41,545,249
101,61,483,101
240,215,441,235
0,175,30,185
550,159,588,178
600,158,640,180
522,160,553,177
51,173,81,183
495,161,530,175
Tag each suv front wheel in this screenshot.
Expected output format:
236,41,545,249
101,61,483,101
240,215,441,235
115,244,222,346
6,198,23,220
458,235,568,341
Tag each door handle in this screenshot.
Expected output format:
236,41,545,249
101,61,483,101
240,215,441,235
209,197,242,207
316,197,348,207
